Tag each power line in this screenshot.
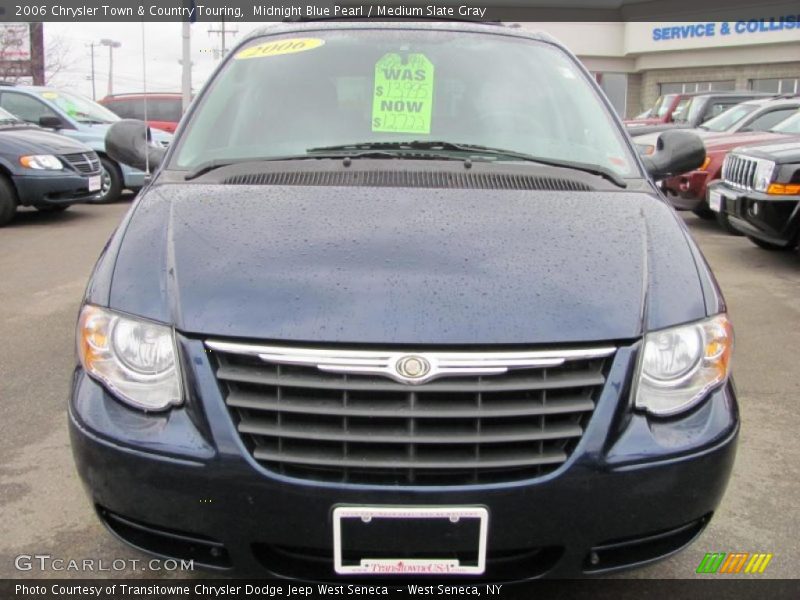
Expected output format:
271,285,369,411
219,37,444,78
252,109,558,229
206,18,237,59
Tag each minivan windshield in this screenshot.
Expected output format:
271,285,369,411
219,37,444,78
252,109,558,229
173,29,637,177
39,90,119,124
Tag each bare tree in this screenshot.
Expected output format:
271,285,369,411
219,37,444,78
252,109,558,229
42,34,78,86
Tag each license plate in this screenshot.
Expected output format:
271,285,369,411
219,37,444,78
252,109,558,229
708,190,722,212
88,175,101,192
333,506,488,576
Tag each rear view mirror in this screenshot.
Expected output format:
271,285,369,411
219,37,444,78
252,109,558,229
641,130,705,180
105,119,166,172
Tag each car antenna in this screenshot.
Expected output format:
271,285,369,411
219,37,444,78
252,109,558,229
142,22,150,177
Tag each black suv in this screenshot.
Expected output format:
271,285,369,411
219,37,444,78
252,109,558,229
70,21,737,579
708,132,800,251
0,106,102,226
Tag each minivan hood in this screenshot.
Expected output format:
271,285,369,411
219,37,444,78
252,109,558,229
107,184,706,345
0,126,92,154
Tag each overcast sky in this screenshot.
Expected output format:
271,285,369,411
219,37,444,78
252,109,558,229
44,22,268,98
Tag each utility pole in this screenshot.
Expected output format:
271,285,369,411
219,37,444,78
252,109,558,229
207,18,237,59
181,22,192,111
87,42,97,100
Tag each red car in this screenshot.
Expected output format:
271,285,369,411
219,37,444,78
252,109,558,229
100,93,184,133
662,131,793,232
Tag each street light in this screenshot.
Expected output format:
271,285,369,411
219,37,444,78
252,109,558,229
100,38,121,97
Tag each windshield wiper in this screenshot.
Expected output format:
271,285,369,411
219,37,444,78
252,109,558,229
309,141,627,188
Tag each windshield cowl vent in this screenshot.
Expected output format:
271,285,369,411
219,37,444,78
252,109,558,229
221,171,594,191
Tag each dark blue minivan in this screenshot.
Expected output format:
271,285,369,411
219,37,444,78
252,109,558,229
70,22,737,579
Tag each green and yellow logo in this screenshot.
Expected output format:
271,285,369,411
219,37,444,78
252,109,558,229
696,552,773,574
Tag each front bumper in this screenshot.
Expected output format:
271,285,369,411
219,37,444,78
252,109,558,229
120,163,147,189
69,338,739,579
12,171,101,207
708,182,800,247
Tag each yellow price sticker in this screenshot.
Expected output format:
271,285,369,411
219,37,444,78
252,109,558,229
40,92,59,99
235,38,325,60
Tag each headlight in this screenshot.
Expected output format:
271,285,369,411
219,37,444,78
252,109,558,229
634,314,733,417
77,305,182,411
753,159,776,192
19,154,63,170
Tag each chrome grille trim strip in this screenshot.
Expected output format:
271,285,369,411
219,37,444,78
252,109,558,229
205,340,616,385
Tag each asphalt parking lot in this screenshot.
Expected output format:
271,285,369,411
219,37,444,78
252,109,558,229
0,200,798,580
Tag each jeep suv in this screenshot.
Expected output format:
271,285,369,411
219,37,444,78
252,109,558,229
707,112,800,251
70,21,736,579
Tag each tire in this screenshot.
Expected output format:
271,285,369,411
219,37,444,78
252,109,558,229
0,174,18,227
692,205,715,220
715,210,744,236
746,235,793,251
93,156,123,204
35,204,70,213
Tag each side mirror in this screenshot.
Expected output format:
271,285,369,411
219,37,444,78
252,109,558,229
39,115,64,129
105,119,167,172
641,129,705,180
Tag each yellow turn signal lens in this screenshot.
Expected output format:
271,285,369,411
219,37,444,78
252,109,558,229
698,157,711,171
767,183,800,195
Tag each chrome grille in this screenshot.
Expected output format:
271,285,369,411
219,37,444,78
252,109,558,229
61,151,101,175
722,154,758,190
207,341,615,485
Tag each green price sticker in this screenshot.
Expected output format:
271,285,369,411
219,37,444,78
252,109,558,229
372,53,434,135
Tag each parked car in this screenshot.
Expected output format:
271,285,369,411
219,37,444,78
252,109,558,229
648,128,796,225
71,22,737,580
695,97,800,138
100,93,184,134
661,108,800,231
0,85,171,203
635,98,800,150
709,134,800,251
625,91,773,136
0,106,101,226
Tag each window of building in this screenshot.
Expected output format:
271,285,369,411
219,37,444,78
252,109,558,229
659,81,735,94
749,78,799,94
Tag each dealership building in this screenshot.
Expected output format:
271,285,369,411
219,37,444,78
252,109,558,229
526,20,800,117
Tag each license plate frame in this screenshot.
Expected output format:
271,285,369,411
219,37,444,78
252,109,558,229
332,506,489,576
88,175,102,192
